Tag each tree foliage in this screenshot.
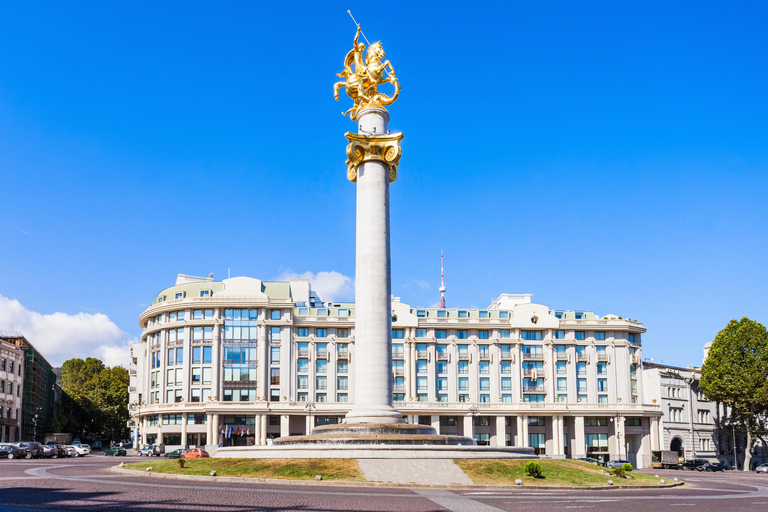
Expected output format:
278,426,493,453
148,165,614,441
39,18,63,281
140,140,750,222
59,357,129,439
700,317,768,470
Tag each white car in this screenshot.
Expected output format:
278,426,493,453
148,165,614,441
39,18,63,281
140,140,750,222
66,444,90,457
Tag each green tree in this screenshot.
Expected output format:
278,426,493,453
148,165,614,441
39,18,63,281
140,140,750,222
700,317,768,471
91,366,129,436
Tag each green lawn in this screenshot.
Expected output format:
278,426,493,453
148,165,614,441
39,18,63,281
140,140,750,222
454,459,667,486
124,458,365,481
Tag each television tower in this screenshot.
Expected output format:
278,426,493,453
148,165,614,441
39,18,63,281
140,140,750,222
439,249,446,309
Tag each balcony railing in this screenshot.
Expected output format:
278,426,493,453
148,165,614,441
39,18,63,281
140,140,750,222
316,351,327,358
576,353,588,362
523,385,547,393
416,350,428,358
522,353,544,361
337,351,349,359
597,354,609,362
500,351,513,360
478,352,491,360
556,353,568,361
298,349,309,357
458,352,470,360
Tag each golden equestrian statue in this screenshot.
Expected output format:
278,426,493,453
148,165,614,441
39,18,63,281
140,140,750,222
333,15,400,120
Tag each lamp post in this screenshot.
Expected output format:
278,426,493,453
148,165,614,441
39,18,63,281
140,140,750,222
129,400,146,449
610,413,625,460
467,405,479,442
304,401,316,434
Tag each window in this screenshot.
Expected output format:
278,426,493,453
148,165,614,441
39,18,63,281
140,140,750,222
575,331,585,341
392,343,404,358
316,376,327,390
478,330,489,340
200,290,210,297
271,326,281,341
697,410,710,423
669,408,683,422
337,328,349,338
297,359,309,373
596,362,607,375
458,360,469,374
298,328,309,337
337,308,349,317
597,394,608,403
316,328,327,338
270,310,281,320
392,329,404,339
417,343,428,357
416,310,427,317
628,334,635,343
457,330,468,339
337,343,348,357
193,309,203,320
557,377,567,391
577,362,586,376
316,359,327,374
585,433,608,453
458,344,469,357
337,376,348,390
436,344,448,357
479,378,490,391
436,329,447,339
416,359,427,374
436,360,447,374
437,377,448,391
417,376,428,391
499,311,509,319
499,329,510,338
416,328,427,338
625,417,642,426
458,377,469,391
597,379,607,392
316,343,327,358
584,417,607,427
500,360,511,374
521,331,542,340
556,361,566,374
478,360,489,375
337,360,348,374
577,378,587,392
270,368,280,386
271,346,280,364
528,433,546,454
595,332,605,341
501,377,512,391
440,416,458,427
554,330,565,339
479,310,488,318
458,310,468,318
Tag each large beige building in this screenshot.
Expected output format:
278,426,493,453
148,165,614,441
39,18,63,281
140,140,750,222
130,274,662,467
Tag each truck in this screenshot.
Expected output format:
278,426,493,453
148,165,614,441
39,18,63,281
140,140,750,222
652,450,680,469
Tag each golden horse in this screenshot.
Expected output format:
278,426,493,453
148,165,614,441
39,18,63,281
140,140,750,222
334,28,400,120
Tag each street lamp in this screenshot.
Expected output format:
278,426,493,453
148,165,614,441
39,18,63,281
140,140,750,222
304,401,316,433
129,400,146,449
610,413,625,460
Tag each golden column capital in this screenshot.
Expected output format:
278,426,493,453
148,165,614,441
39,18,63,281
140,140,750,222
344,132,404,183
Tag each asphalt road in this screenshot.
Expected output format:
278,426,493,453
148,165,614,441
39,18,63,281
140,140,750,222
1,455,768,512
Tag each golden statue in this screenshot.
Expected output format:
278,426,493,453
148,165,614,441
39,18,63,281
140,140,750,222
334,24,400,120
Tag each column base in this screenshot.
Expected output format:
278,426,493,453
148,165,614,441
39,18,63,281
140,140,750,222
344,404,406,425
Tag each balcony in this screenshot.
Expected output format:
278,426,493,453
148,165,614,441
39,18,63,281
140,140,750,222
298,349,309,357
499,351,513,360
478,352,491,361
416,350,428,358
576,353,588,362
597,353,609,362
522,353,544,361
337,351,349,359
316,351,328,359
556,353,568,361
523,385,547,393
437,352,449,360
393,385,406,392
458,352,470,360
522,370,542,378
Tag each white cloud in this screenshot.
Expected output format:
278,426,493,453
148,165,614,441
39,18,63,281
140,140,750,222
274,269,355,302
0,294,135,368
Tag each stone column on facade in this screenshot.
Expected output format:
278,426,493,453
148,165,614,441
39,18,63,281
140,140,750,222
344,107,404,425
306,414,313,435
212,310,221,400
650,416,660,451
205,413,213,446
254,413,262,445
407,341,415,400
614,417,626,459
552,415,564,457
280,414,290,438
515,416,524,446
431,415,440,434
181,413,188,447
259,309,268,401
260,414,268,445
463,414,473,440
521,415,529,447
212,413,219,446
574,415,586,458
495,415,506,446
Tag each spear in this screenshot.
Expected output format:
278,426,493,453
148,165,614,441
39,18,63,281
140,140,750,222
347,10,371,46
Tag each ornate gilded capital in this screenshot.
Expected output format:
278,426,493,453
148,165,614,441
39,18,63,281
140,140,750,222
345,132,404,183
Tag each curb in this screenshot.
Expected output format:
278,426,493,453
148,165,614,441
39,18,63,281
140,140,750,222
109,466,685,491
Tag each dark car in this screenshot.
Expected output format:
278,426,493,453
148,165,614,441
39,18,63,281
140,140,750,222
576,457,604,466
679,459,708,470
0,443,26,459
104,446,127,456
14,442,45,459
605,459,632,469
42,443,66,458
163,449,187,459
698,462,727,472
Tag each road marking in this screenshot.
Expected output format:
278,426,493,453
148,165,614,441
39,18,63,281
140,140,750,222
412,488,503,512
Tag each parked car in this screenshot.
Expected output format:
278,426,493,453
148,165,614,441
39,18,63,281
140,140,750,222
181,448,210,459
66,444,90,457
138,444,164,457
104,446,126,456
163,449,187,459
755,463,768,474
0,443,26,459
92,441,102,450
576,457,604,466
62,445,77,457
605,460,632,469
679,459,708,470
42,444,66,458
14,442,45,459
697,462,727,472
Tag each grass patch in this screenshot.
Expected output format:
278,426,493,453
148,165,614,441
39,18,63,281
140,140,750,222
455,459,665,487
124,458,365,481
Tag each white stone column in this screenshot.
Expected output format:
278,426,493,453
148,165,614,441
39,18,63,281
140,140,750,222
212,413,219,446
280,415,290,438
260,414,267,445
574,415,586,458
521,415,529,447
431,415,440,434
650,416,660,451
463,415,473,440
515,416,524,446
255,413,263,445
345,108,403,425
495,416,506,446
181,413,188,447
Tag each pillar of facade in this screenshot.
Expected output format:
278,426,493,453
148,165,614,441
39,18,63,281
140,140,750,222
306,414,313,435
212,413,219,446
280,414,290,438
181,413,188,447
574,415,586,458
495,415,507,446
344,108,404,425
614,418,626,459
521,415,529,447
463,414,473,440
258,310,268,401
254,413,263,445
551,415,564,457
515,416,524,446
431,415,440,434
650,416,660,451
260,414,268,445
407,342,416,399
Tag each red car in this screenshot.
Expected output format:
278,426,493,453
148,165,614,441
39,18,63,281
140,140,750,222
181,448,210,459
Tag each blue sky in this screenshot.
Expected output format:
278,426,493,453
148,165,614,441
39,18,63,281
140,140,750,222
1,1,766,367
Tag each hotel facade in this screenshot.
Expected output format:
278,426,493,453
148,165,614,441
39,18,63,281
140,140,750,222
130,274,662,467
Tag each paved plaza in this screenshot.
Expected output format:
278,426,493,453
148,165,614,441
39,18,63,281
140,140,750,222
1,455,768,511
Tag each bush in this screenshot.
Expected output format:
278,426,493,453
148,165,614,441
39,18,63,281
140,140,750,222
611,467,625,478
524,461,542,478
622,463,633,472
177,458,185,469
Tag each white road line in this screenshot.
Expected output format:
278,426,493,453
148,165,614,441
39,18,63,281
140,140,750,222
412,488,504,512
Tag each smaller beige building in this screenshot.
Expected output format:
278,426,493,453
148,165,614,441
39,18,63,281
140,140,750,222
0,337,25,443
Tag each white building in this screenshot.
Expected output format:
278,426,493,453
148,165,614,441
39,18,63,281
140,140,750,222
0,337,25,443
130,274,662,467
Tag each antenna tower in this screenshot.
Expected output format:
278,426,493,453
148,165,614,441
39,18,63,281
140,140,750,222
439,249,446,309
